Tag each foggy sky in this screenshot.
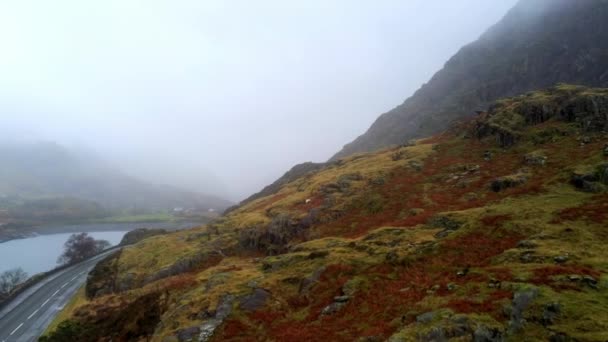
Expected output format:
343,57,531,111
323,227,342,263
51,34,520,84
0,0,518,201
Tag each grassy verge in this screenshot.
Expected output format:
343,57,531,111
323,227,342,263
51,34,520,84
43,286,88,336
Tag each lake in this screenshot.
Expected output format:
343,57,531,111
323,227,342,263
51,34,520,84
0,221,199,276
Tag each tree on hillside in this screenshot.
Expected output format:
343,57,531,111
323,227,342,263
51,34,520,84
58,233,111,265
0,268,28,297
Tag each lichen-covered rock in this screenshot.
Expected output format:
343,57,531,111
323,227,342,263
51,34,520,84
541,302,561,326
490,172,528,192
120,228,167,245
524,152,547,166
473,325,504,342
507,288,539,333
571,163,608,192
239,288,270,312
239,214,309,255
516,240,538,249
198,295,234,342
416,311,436,324
321,302,346,316
176,326,201,342
475,86,608,148
299,266,326,294
428,215,462,231
554,255,569,264
144,251,221,285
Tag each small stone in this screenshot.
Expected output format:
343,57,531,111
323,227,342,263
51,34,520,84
524,152,548,166
542,302,561,326
416,311,436,324
308,250,329,259
568,274,582,281
409,208,425,216
196,310,214,320
474,325,503,342
582,275,598,289
483,151,493,161
176,326,201,342
434,230,451,239
520,251,536,263
321,302,345,316
333,295,350,303
516,240,538,249
549,332,572,342
488,279,501,289
408,160,423,171
447,283,458,291
603,143,608,157
450,314,469,325
554,255,569,264
385,251,399,263
466,164,481,172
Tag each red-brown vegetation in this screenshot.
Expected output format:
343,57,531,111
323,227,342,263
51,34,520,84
530,265,601,287
249,193,289,212
233,230,524,342
480,214,512,228
447,289,512,317
553,195,608,224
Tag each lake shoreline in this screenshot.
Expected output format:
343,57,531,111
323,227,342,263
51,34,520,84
0,220,203,244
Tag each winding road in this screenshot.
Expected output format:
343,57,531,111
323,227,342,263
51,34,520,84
0,250,118,342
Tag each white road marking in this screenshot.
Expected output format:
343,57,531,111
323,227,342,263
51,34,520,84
9,323,23,335
71,276,78,281
61,282,68,288
52,289,60,296
27,308,39,320
41,298,51,307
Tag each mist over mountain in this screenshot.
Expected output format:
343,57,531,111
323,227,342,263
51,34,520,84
0,1,518,201
0,141,233,212
333,0,608,160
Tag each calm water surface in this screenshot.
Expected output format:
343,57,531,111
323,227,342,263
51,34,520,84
0,221,199,276
0,231,127,276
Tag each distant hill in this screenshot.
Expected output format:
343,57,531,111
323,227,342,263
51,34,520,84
332,0,608,160
0,142,233,219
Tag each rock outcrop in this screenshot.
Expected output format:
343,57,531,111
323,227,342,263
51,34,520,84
332,0,608,160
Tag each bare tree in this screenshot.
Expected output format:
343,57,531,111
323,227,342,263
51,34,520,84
0,268,28,297
58,233,111,265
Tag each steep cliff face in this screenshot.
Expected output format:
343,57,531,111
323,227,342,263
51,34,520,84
332,0,608,160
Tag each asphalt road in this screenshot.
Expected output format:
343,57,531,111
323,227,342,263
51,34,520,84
0,250,118,342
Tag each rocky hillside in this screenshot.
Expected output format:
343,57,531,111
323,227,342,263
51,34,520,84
332,0,608,160
43,85,608,341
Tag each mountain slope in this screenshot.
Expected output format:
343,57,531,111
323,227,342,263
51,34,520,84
43,85,608,341
0,142,233,213
332,0,608,160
